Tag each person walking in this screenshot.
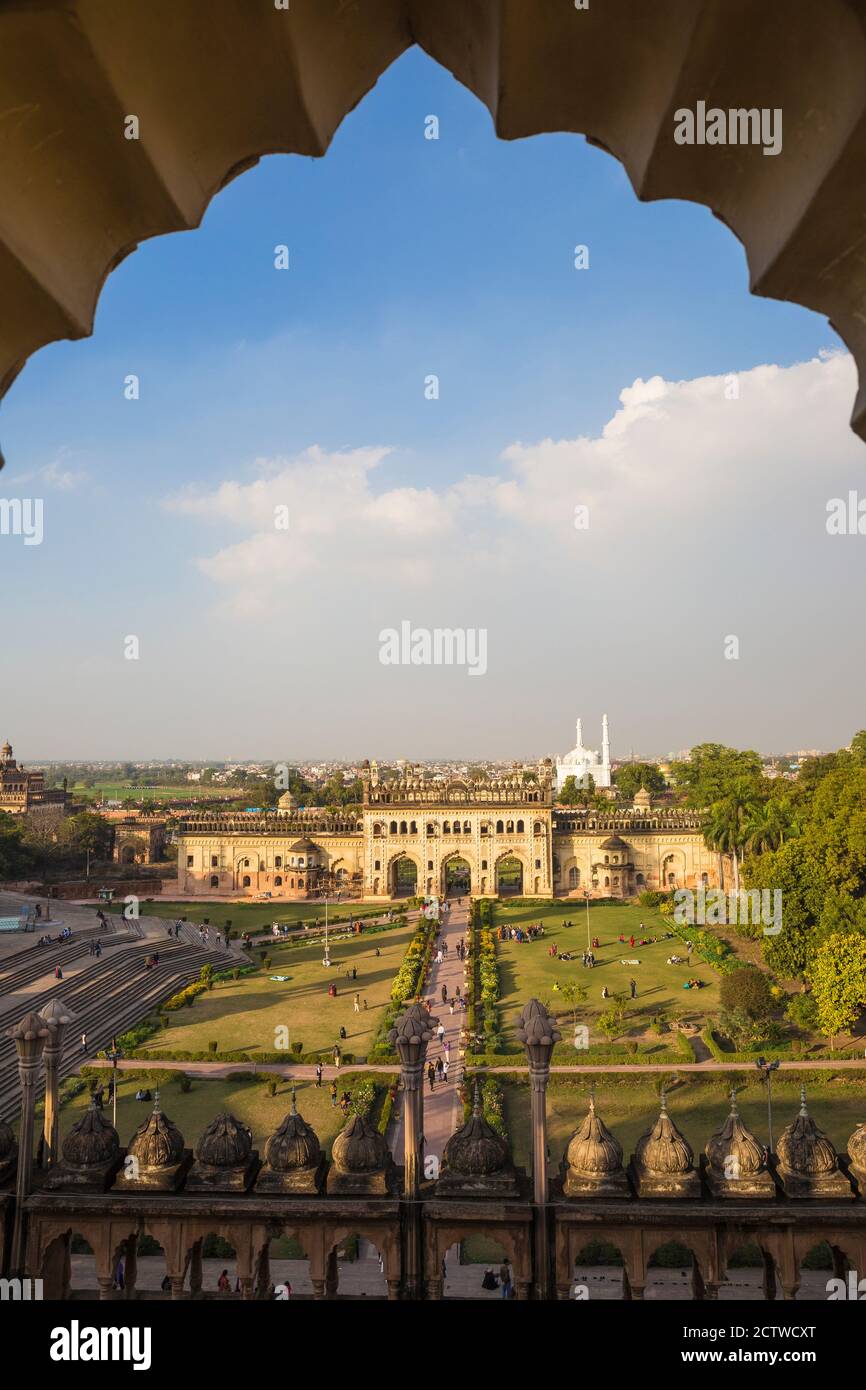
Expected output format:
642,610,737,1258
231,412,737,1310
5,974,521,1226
442,1058,449,1083
441,984,448,1004
80,1031,87,1054
333,1044,342,1068
436,1022,445,1044
329,1080,338,1107
353,992,360,1013
435,1057,443,1080
315,1063,323,1088
630,977,637,1000
427,1062,435,1092
499,1260,513,1300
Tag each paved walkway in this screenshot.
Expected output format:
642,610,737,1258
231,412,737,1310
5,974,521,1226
391,899,469,1166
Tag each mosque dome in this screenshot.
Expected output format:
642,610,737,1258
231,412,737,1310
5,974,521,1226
705,1093,767,1177
289,839,318,855
264,1101,322,1172
634,1095,694,1175
565,1096,624,1177
194,1112,253,1168
633,787,652,809
776,1090,840,1176
62,1097,120,1168
331,1113,389,1174
277,790,297,811
127,1100,184,1169
443,1089,509,1176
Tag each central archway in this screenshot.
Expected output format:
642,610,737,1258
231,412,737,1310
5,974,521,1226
443,856,471,898
390,854,418,898
496,855,523,897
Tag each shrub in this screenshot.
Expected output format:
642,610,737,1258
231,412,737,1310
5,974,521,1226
179,1074,192,1093
720,967,774,1020
266,1078,278,1096
207,1041,218,1054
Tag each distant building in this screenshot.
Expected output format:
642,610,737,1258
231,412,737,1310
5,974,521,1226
554,715,612,792
0,740,68,816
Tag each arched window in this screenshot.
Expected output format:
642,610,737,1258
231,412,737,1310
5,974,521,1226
453,820,461,834
516,819,524,833
210,875,219,888
298,878,304,889
275,856,282,867
390,821,398,835
443,822,450,833
636,872,645,886
604,876,610,888
242,875,251,888
400,821,407,835
463,820,471,834
426,823,435,835
243,858,250,868
410,821,417,834
568,867,579,888
274,875,282,886
496,820,504,834
506,820,514,834
298,857,305,867
291,878,296,888
604,855,609,864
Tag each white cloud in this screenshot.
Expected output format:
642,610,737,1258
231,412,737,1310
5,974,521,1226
162,352,862,623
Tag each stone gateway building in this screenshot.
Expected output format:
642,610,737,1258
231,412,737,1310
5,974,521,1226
175,762,721,901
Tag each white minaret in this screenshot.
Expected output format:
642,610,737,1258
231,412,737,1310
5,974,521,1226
601,713,610,773
575,717,583,749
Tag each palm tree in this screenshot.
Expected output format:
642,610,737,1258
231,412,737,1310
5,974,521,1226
703,781,763,892
743,798,789,856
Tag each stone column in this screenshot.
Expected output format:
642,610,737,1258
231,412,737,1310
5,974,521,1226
389,1001,438,1299
38,998,76,1167
516,998,561,1301
124,1235,138,1299
7,1011,49,1275
189,1241,203,1298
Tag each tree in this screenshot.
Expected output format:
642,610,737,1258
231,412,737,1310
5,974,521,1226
719,967,773,1020
0,813,36,878
614,762,666,800
672,743,763,807
805,932,866,1046
703,779,763,891
555,980,588,1025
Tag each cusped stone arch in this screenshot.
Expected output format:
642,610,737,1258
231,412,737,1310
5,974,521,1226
5,0,866,457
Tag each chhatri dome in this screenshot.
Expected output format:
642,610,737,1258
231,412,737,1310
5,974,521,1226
555,714,612,793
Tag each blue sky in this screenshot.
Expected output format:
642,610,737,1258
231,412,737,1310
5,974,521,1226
2,47,859,761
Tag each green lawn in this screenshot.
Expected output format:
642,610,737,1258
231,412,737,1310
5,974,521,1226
59,1071,388,1157
70,781,240,802
501,1074,866,1170
139,923,414,1060
492,901,724,1045
121,900,388,934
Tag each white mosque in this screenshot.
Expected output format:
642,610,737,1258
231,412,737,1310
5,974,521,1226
554,714,612,793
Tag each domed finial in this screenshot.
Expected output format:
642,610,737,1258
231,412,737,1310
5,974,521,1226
472,1081,483,1118
659,1084,667,1115
153,1088,161,1113
291,1085,298,1116
799,1084,808,1117
729,1084,739,1116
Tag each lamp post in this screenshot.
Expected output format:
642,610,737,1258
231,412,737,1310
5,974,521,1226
516,998,561,1300
755,1056,781,1151
38,997,76,1167
322,893,331,967
105,1037,124,1129
7,1011,49,1275
583,889,592,953
389,1001,438,1298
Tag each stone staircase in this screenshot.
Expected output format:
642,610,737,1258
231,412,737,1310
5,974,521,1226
0,932,232,1122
